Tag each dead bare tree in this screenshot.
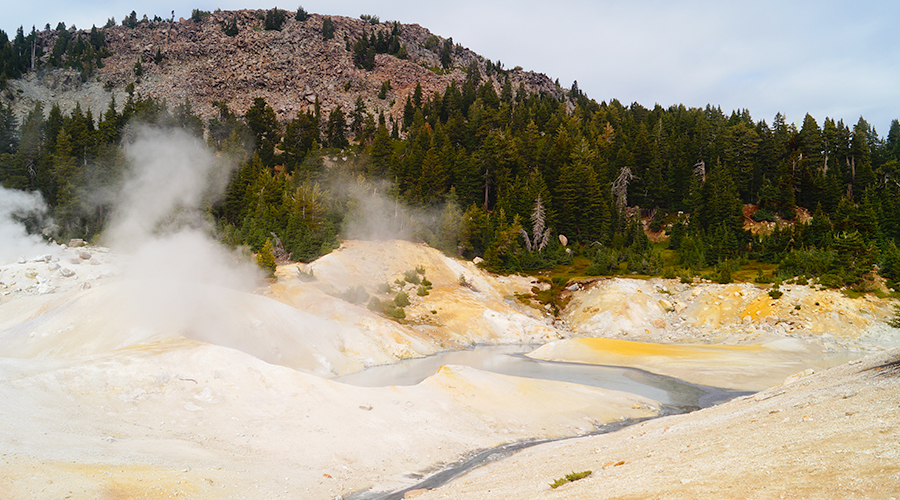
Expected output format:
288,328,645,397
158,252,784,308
693,159,706,182
521,195,551,252
612,166,633,210
269,232,292,263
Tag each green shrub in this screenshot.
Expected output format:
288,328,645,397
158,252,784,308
221,17,239,36
779,247,836,278
394,291,410,307
754,266,773,284
417,285,429,296
752,208,777,223
626,251,660,275
769,280,783,299
256,239,277,279
586,247,618,276
191,9,211,22
360,14,380,25
818,273,844,289
889,304,900,328
714,260,733,284
378,80,392,99
550,470,592,489
385,305,406,319
403,269,421,285
649,210,666,232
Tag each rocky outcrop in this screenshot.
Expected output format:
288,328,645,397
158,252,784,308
5,10,563,124
562,277,898,351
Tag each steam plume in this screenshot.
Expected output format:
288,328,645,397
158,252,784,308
107,125,234,249
105,125,259,338
0,186,56,265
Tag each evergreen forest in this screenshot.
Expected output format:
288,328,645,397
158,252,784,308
3,20,900,293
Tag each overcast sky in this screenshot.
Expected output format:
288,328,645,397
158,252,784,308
4,1,898,135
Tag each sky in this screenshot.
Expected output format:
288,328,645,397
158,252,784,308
4,0,899,135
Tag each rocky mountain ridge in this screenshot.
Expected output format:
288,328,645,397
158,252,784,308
4,9,563,123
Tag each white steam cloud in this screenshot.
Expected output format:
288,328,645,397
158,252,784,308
340,179,413,241
106,126,260,339
0,186,56,265
107,125,235,249
335,175,449,244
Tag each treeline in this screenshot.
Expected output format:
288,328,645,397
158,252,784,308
217,64,900,290
0,24,112,86
2,59,900,290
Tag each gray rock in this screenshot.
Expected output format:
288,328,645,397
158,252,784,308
79,251,92,260
59,268,76,278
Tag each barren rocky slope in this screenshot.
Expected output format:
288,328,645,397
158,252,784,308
414,349,900,500
4,10,562,123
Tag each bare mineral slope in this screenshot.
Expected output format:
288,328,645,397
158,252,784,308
0,339,659,499
2,240,558,376
271,240,560,351
413,348,900,500
563,277,897,349
529,337,833,391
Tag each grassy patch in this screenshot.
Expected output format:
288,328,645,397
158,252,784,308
550,470,592,489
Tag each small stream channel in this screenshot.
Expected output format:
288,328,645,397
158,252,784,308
334,344,748,408
335,344,753,500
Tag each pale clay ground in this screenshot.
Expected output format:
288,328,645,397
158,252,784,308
1,240,898,499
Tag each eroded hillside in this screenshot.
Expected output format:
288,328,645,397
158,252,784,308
4,10,561,123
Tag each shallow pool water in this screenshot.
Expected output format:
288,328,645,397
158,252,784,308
333,344,749,408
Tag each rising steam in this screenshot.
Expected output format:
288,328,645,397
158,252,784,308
105,125,260,339
0,186,56,265
107,125,235,249
332,172,453,245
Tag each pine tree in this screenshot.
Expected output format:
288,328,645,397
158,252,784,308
321,17,334,40
325,106,348,148
245,97,281,167
257,238,277,278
